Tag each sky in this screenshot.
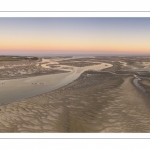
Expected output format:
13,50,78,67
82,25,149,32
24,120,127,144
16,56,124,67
0,17,150,55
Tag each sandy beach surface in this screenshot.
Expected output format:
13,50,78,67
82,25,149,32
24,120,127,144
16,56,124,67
0,73,150,132
1,56,150,132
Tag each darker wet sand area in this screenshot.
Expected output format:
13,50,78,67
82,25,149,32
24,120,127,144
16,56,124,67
1,56,150,132
0,71,150,132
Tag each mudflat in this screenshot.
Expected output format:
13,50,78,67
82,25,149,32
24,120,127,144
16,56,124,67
0,56,150,132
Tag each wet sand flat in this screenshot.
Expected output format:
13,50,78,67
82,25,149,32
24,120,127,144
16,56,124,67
1,56,150,132
0,71,150,132
0,63,112,105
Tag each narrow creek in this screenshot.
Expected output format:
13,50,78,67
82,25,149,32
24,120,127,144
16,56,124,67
133,74,148,96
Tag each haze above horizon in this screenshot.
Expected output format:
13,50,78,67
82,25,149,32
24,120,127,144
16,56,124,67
0,17,150,55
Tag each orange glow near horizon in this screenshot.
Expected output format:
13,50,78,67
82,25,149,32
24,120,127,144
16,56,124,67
1,35,150,54
0,18,150,55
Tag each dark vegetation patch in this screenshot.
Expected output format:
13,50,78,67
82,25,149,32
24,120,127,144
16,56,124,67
101,62,121,72
0,67,68,80
115,70,134,75
59,61,100,67
137,71,150,78
0,56,38,61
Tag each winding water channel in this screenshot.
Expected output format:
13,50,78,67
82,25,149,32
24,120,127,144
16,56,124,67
133,75,148,96
0,63,112,105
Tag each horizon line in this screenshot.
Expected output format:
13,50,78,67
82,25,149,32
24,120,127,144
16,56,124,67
1,53,150,57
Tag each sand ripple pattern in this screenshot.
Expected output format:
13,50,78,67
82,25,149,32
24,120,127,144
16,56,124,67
0,71,150,132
